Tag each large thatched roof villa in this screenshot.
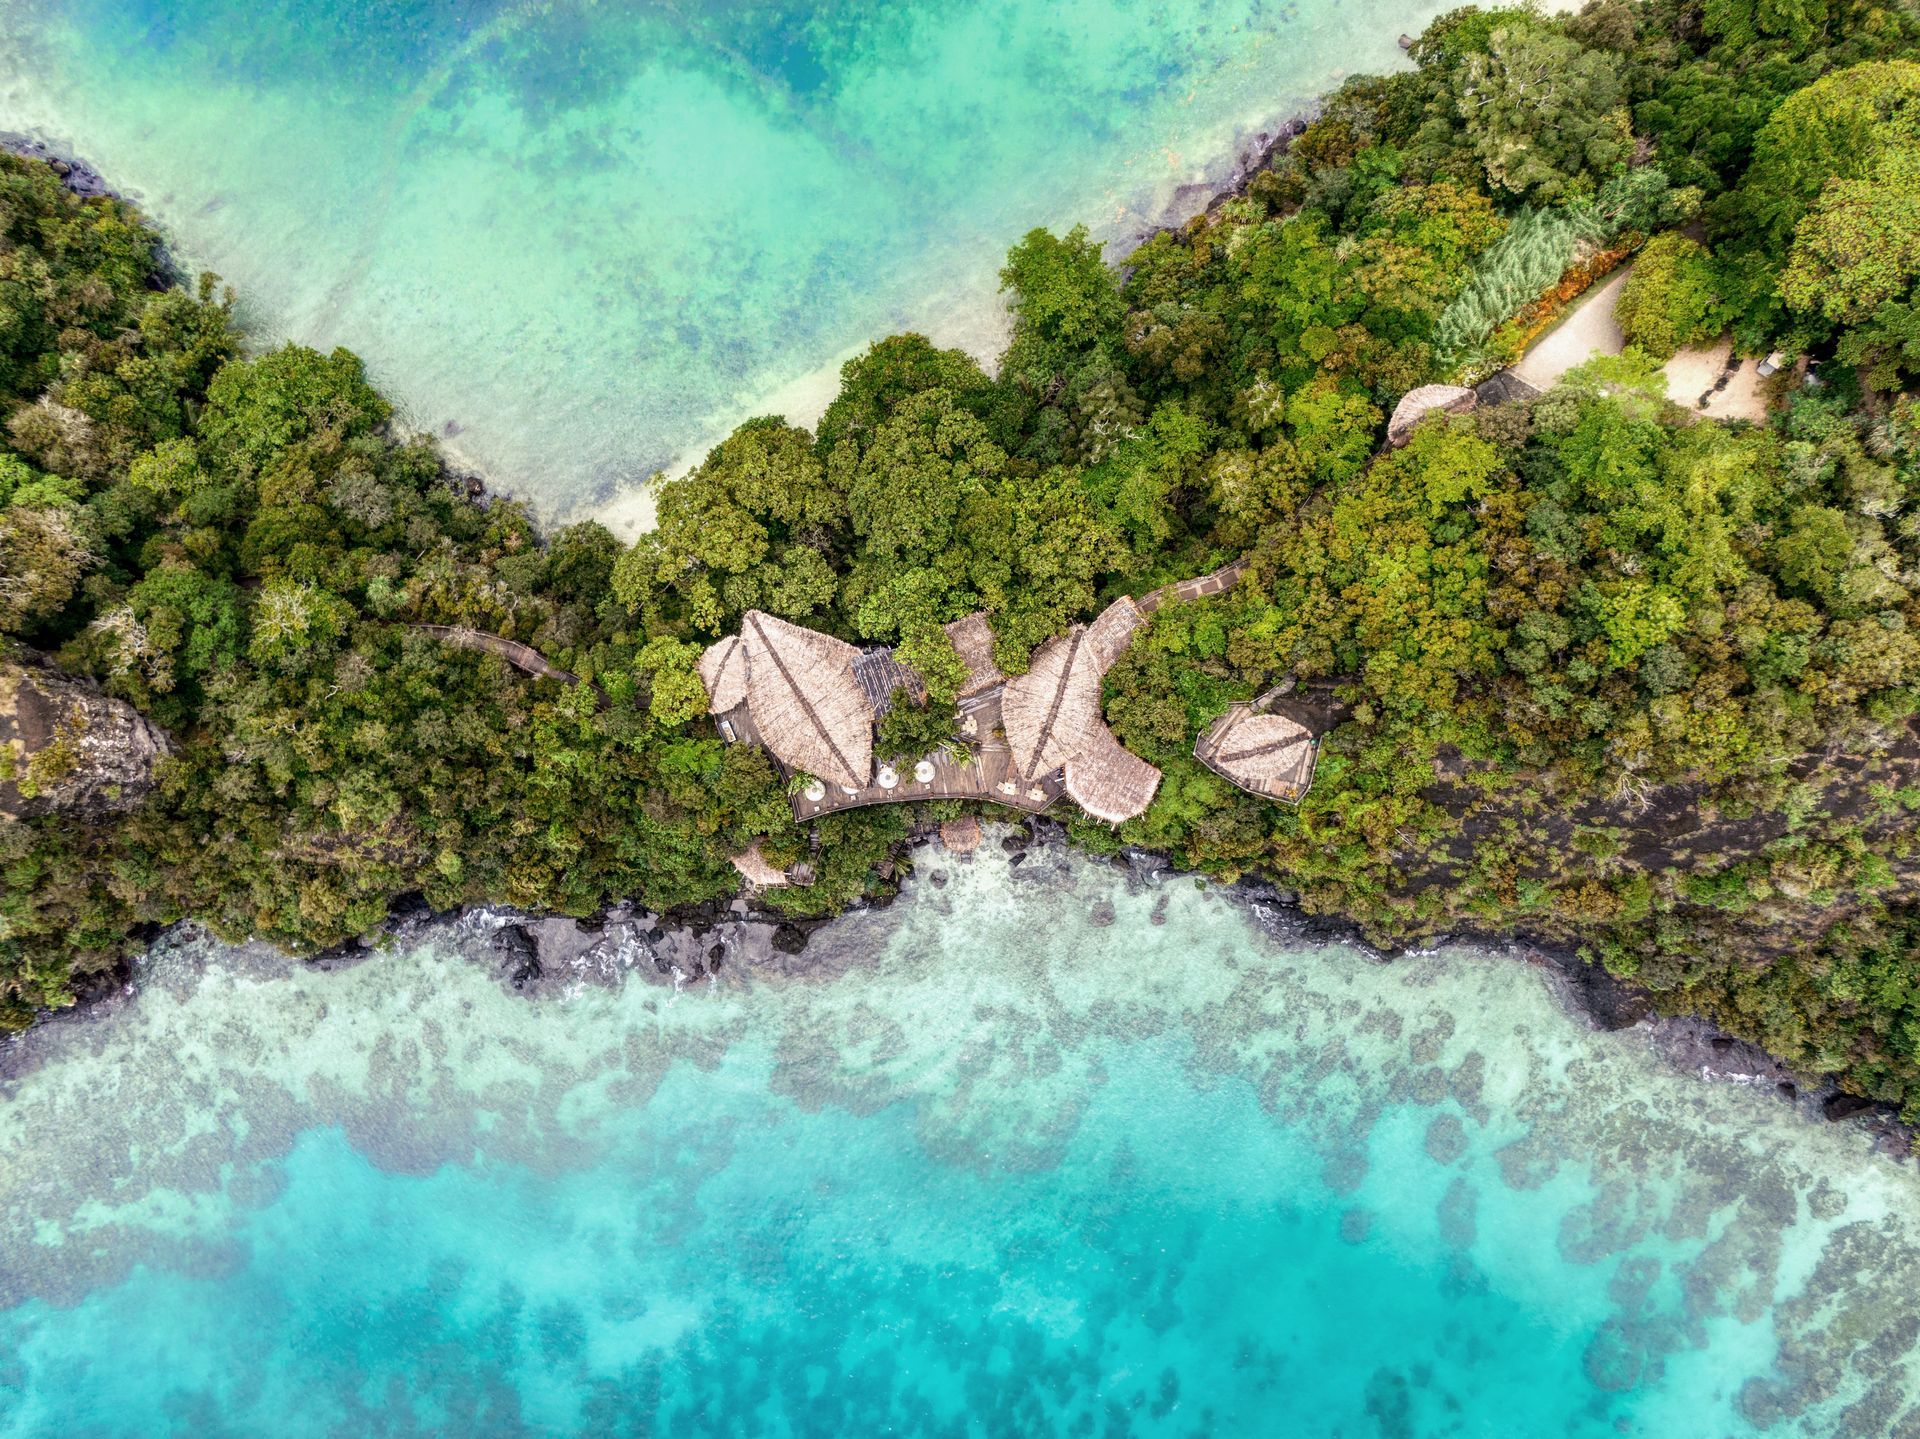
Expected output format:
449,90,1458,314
698,558,1318,829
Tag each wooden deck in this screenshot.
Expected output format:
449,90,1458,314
793,690,1063,820
719,690,1064,822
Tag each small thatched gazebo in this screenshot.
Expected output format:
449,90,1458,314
943,612,1006,698
1387,384,1477,448
738,610,872,791
699,634,748,713
730,841,791,888
1195,703,1318,802
1000,627,1106,781
939,815,983,855
1064,726,1162,825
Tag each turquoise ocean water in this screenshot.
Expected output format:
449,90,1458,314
3,846,1919,1436
0,0,1461,526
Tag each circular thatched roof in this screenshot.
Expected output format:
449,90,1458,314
1387,384,1477,447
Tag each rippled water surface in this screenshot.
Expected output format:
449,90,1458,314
0,0,1461,523
2,846,1918,1436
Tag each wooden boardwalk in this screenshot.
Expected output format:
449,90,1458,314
1137,557,1249,616
783,690,1063,820
412,625,583,685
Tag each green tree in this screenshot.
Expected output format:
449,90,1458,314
1615,234,1725,358
1735,61,1920,258
1453,27,1631,201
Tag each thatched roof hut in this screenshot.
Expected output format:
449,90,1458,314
1000,627,1106,780
1195,703,1317,801
699,634,748,713
1387,384,1477,448
1063,726,1161,825
943,612,1006,698
730,841,790,888
739,610,872,791
1085,595,1145,673
939,815,983,855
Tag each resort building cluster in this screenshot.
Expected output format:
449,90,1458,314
697,559,1322,845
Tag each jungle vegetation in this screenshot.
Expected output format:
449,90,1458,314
8,0,1920,1115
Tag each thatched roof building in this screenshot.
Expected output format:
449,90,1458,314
944,612,1006,698
1195,703,1318,802
939,815,983,855
1001,627,1107,782
1387,384,1477,448
999,612,1166,825
737,610,872,791
699,634,748,713
1064,726,1162,825
730,841,791,888
701,566,1250,827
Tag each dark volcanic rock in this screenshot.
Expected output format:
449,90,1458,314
0,134,114,198
1823,1093,1875,1122
771,923,811,956
493,924,542,989
1553,953,1654,1031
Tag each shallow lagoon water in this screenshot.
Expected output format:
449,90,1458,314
2,845,1918,1436
0,0,1461,524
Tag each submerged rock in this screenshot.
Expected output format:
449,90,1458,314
0,657,170,821
493,924,542,989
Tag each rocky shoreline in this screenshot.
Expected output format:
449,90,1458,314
1117,110,1313,258
0,132,114,199
151,815,1898,1165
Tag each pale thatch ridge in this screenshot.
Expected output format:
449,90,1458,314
1387,384,1477,447
1196,704,1317,801
740,609,872,791
730,841,789,888
1064,726,1162,824
1000,626,1105,780
1085,596,1145,674
699,634,747,714
853,647,926,719
944,612,1006,698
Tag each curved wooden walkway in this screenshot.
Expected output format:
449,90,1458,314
411,625,589,689
1137,557,1249,615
